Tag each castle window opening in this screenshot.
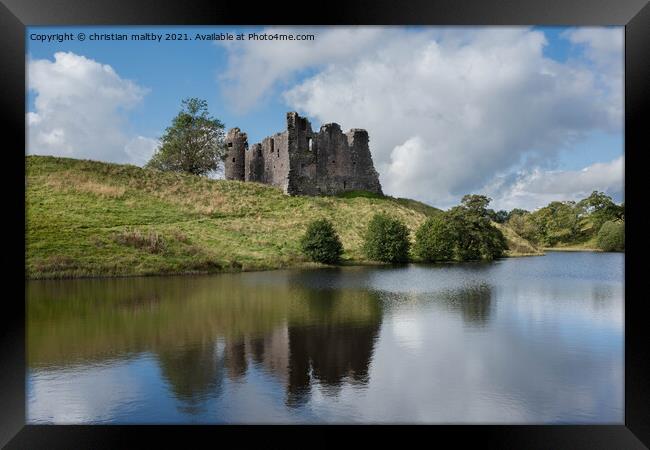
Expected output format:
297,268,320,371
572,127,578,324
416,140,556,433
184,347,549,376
307,137,313,151
227,142,233,147
232,158,235,162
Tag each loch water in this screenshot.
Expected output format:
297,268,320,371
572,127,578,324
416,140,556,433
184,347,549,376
27,251,623,424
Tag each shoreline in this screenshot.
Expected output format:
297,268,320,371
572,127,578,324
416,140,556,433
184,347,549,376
542,247,603,252
26,252,547,281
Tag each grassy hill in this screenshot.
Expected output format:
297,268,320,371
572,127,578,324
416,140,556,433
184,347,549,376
493,222,543,256
26,155,539,279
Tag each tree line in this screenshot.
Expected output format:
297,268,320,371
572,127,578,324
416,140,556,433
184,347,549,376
502,191,624,251
300,190,624,266
300,195,509,265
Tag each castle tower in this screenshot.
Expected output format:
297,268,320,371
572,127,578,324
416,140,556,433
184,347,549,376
346,128,383,195
224,128,247,181
245,143,264,182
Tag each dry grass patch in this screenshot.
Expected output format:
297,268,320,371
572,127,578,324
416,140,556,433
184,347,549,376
170,229,190,243
113,229,167,254
32,255,76,273
46,172,126,198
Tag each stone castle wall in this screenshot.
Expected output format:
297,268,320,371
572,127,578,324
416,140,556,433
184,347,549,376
224,112,382,196
224,128,247,181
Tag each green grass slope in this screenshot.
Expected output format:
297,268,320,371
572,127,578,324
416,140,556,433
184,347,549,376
493,222,544,256
26,156,538,279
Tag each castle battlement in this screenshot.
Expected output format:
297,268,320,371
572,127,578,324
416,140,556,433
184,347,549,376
224,112,383,196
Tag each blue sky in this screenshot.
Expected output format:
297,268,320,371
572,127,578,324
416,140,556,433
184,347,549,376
26,26,623,210
27,26,296,144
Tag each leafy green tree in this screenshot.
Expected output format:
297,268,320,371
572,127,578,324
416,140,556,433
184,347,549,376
620,202,625,221
299,219,343,264
596,220,624,252
478,224,509,259
447,195,507,261
506,208,540,243
577,191,624,230
507,211,539,242
363,213,411,263
508,208,530,219
414,215,455,261
146,98,226,176
490,209,510,224
459,194,491,214
528,201,581,246
503,192,623,249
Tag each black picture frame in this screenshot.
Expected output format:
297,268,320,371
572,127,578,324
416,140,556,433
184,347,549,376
1,0,648,447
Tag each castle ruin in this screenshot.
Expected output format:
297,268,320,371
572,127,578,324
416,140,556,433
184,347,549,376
224,112,383,196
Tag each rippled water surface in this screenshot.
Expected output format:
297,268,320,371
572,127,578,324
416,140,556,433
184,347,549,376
27,252,624,423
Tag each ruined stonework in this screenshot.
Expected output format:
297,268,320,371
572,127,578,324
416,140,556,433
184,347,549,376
224,112,383,196
224,128,247,181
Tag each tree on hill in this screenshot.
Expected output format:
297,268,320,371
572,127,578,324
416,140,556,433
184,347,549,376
508,208,530,219
446,195,507,261
146,98,226,176
529,201,582,246
300,219,344,264
487,209,509,224
458,194,491,214
596,220,625,252
363,213,411,263
414,215,455,262
506,208,536,241
577,191,624,230
503,192,624,249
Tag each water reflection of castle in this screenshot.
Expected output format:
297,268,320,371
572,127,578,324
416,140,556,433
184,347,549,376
155,283,494,412
28,270,494,414
157,319,381,410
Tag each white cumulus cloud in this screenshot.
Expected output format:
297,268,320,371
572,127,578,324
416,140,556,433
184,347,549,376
218,27,392,114
275,27,623,209
220,26,623,209
27,51,158,164
483,156,624,211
